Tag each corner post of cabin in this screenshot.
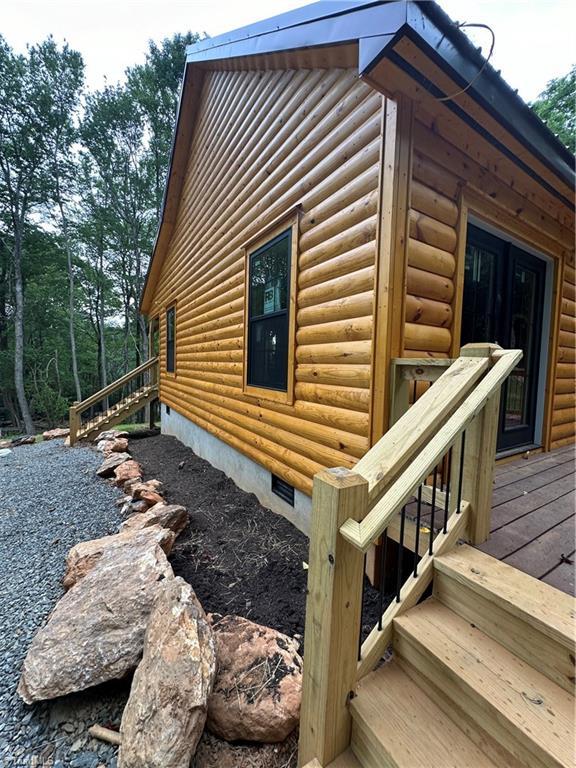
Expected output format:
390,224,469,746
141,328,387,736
459,342,502,543
298,467,369,767
69,402,80,446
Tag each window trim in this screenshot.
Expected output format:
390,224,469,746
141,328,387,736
242,212,299,405
165,303,177,376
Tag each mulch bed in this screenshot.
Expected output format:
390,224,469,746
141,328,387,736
129,434,382,643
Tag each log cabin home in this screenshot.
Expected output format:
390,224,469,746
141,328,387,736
70,2,575,766
134,0,575,533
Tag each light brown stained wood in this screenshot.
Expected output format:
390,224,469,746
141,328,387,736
405,295,452,327
407,237,455,278
393,36,574,204
369,56,573,230
297,291,373,327
163,88,382,303
299,468,369,766
149,68,382,493
298,242,375,289
406,266,454,303
551,257,576,447
409,210,457,253
412,150,460,201
411,178,459,227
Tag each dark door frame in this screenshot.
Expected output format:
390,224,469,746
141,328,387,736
462,223,549,453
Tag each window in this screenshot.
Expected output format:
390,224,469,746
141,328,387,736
247,229,291,391
243,212,299,404
166,306,175,373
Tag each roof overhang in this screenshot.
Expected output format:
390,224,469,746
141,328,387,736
140,0,574,314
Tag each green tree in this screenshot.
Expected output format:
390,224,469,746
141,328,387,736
127,32,200,214
532,66,576,154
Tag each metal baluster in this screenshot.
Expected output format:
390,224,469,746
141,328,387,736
412,380,417,404
377,528,389,631
413,485,422,577
456,431,466,514
395,506,406,603
358,553,367,661
429,465,438,555
443,448,452,533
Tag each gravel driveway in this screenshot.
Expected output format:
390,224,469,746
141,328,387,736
0,440,128,768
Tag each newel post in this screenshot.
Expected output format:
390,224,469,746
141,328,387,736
460,343,502,544
298,467,369,767
69,402,79,447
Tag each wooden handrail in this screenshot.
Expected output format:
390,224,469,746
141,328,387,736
71,357,158,414
357,354,490,506
298,344,521,767
340,349,522,551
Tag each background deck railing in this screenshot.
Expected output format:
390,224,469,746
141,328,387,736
298,343,522,767
69,357,159,445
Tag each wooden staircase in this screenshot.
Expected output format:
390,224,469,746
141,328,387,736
321,545,575,768
298,345,576,768
69,357,159,445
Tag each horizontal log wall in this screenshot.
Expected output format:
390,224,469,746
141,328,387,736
552,254,576,448
404,151,458,358
148,68,383,494
403,113,575,449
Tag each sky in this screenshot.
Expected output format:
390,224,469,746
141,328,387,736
2,0,575,102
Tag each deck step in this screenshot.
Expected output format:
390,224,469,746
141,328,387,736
393,598,575,768
350,659,498,768
433,543,576,691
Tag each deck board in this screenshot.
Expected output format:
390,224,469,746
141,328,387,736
395,446,575,596
482,445,576,596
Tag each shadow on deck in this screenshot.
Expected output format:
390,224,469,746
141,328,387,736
478,445,575,595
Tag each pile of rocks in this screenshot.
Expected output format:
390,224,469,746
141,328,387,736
17,428,303,767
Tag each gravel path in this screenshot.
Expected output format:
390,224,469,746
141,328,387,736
0,440,128,768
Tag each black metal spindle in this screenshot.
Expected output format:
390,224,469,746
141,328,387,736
395,506,406,603
429,465,438,555
412,380,417,404
358,552,367,661
377,528,389,631
456,431,466,514
443,448,452,533
413,484,423,577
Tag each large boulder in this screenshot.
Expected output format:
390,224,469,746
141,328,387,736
119,578,216,768
114,460,142,487
94,429,129,443
130,482,164,507
207,615,302,743
17,542,174,704
62,524,176,590
96,452,131,478
120,503,189,537
42,428,70,440
104,437,129,455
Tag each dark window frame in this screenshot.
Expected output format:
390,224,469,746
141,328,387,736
166,305,176,374
247,228,291,392
242,213,299,405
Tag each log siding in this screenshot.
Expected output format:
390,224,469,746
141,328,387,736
148,68,383,494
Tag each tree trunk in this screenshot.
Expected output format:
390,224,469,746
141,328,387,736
58,199,82,402
97,282,109,411
12,230,35,435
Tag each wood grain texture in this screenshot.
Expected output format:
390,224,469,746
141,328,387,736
146,68,382,493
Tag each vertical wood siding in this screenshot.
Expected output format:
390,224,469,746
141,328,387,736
148,69,383,494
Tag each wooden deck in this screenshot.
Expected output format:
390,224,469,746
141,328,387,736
478,445,575,595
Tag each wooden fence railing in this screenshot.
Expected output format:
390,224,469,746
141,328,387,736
69,357,159,445
298,343,522,767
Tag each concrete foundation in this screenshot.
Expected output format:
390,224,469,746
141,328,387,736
161,403,312,535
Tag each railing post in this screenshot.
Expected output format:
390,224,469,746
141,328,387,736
298,467,368,767
69,403,80,446
460,343,502,544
